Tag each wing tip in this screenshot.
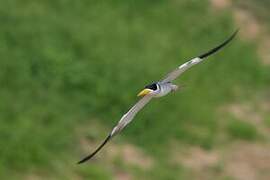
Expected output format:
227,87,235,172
77,157,89,164
198,29,239,59
77,134,112,165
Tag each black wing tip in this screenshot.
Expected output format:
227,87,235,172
77,149,96,164
77,156,91,164
198,29,239,59
77,134,112,165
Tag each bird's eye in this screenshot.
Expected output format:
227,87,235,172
145,83,157,90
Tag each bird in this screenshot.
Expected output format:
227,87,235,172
77,30,238,164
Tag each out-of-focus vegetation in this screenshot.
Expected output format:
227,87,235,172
236,0,270,24
227,118,259,141
0,0,269,179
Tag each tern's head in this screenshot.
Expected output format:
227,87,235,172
137,83,159,97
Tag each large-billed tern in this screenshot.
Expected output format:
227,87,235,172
78,30,238,164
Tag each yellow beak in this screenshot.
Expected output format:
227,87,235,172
137,89,153,97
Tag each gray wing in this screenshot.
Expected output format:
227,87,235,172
78,95,152,164
161,30,238,83
110,95,152,136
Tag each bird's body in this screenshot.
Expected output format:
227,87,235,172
148,82,178,98
78,30,238,164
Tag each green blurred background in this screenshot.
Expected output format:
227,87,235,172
1,0,270,179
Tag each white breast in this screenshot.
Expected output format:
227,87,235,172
155,83,173,97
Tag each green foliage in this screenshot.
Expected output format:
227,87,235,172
227,119,259,141
264,116,270,128
0,0,268,179
76,165,112,180
236,0,270,25
142,162,188,180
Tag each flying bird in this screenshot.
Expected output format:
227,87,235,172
78,30,238,164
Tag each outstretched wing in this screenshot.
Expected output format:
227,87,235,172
77,95,152,164
161,30,238,83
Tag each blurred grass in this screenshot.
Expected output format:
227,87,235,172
0,0,269,179
236,0,270,26
227,118,259,141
